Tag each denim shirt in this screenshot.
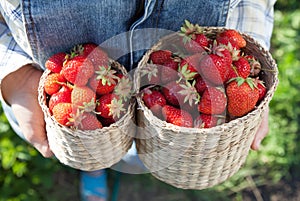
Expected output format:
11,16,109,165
22,0,230,70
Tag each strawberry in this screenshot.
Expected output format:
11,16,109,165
212,43,233,67
255,78,267,102
162,105,193,128
217,29,246,49
140,63,161,86
198,53,229,85
178,53,202,80
161,81,187,106
45,52,66,73
194,76,209,95
44,73,66,95
81,43,109,68
194,114,218,128
52,103,76,126
113,75,133,102
233,57,251,78
149,50,172,65
179,20,209,53
74,112,103,130
216,36,240,50
96,94,125,119
48,86,72,112
142,88,166,117
71,86,96,110
198,87,227,115
88,74,116,96
226,56,251,81
61,56,94,86
162,80,200,108
160,58,180,84
226,77,259,117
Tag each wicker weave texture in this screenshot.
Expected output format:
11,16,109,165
134,28,279,189
38,61,135,171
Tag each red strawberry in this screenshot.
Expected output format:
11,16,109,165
216,36,240,50
213,44,233,67
71,86,96,109
44,73,66,95
48,86,72,112
81,43,109,68
161,81,186,106
96,94,125,119
255,79,267,102
52,102,76,126
61,56,94,86
194,76,209,95
194,114,218,128
181,34,209,53
75,112,103,130
226,65,238,82
233,57,251,78
149,50,172,65
226,78,259,117
226,57,251,82
217,29,246,49
198,53,229,85
160,58,180,84
162,105,193,128
180,20,209,53
45,52,66,73
142,88,166,117
162,80,200,108
113,75,133,102
198,87,227,115
178,53,202,80
140,63,161,86
88,74,116,96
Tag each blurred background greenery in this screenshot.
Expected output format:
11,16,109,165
1,0,299,200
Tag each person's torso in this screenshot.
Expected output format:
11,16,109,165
22,0,230,69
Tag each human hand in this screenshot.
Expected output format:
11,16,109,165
1,65,53,157
251,107,269,150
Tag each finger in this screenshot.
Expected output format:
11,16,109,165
251,107,269,150
32,139,54,158
12,103,54,158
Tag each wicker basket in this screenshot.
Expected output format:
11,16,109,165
38,60,135,171
134,28,279,189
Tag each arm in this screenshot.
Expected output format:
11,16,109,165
1,65,53,157
0,20,53,157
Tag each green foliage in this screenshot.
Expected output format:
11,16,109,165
0,104,76,201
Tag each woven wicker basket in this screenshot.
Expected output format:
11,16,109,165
38,60,135,171
134,27,279,189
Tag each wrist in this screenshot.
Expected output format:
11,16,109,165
1,64,43,105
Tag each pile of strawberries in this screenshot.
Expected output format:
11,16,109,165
43,43,132,130
140,20,267,128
